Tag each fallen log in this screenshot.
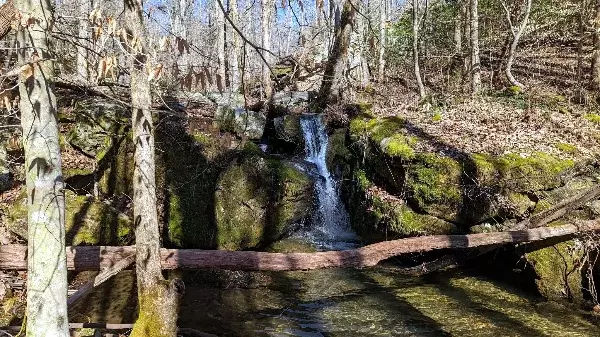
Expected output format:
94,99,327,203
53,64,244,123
1,221,598,271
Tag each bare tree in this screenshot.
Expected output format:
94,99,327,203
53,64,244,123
77,0,91,82
261,0,275,98
316,0,357,107
15,0,69,335
470,0,481,93
216,0,226,91
378,0,387,82
413,0,426,99
592,0,600,90
503,0,532,89
125,0,180,335
454,0,462,54
171,0,192,76
229,0,242,90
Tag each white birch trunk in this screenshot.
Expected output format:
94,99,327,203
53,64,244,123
261,0,275,98
470,0,481,93
77,0,90,82
413,0,425,99
16,0,70,335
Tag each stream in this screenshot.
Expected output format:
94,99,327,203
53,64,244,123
69,114,600,336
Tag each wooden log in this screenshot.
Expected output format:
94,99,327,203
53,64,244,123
1,221,599,272
67,254,135,306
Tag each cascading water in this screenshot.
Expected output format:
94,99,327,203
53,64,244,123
298,114,358,250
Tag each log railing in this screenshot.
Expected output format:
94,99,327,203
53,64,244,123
1,221,598,272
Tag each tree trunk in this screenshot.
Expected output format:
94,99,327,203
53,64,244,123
378,0,386,82
261,0,275,99
454,0,462,54
77,0,90,82
2,222,599,272
592,0,600,90
470,0,481,93
171,0,191,77
229,0,242,91
316,0,357,108
124,0,180,336
15,0,69,335
462,0,470,83
505,0,531,89
216,0,226,92
413,0,426,99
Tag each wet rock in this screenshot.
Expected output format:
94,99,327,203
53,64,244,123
214,154,314,250
273,114,303,147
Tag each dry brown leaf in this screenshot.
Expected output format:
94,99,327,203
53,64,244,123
148,64,163,82
20,64,34,80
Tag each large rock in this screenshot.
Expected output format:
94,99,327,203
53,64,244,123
64,98,129,160
273,114,303,147
215,106,266,140
214,154,314,250
0,145,12,193
525,236,586,305
1,188,133,245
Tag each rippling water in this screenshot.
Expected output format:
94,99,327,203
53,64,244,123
72,267,600,336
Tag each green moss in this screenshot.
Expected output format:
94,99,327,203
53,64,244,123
380,134,415,160
507,85,522,96
406,153,463,222
64,190,133,245
0,294,24,326
215,155,313,250
525,237,584,304
167,193,184,247
554,142,577,154
349,118,369,138
505,192,535,217
495,152,574,192
432,112,442,122
366,116,405,143
357,101,374,115
584,113,600,124
389,204,457,236
243,141,262,155
326,128,351,172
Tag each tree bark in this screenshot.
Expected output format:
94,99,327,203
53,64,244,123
229,0,242,91
15,0,70,335
3,222,598,272
216,0,226,92
378,0,386,82
592,0,600,90
261,0,275,99
412,0,426,99
316,0,357,108
470,0,481,93
504,0,532,89
124,0,180,336
454,0,462,54
77,0,91,82
171,0,191,78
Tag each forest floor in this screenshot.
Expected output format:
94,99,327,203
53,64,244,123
358,80,600,162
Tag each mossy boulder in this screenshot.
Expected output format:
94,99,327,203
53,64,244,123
97,135,134,197
0,145,12,193
326,128,351,174
532,176,598,216
0,293,24,326
273,114,304,148
349,170,456,241
214,154,314,250
1,188,132,245
64,98,129,160
525,236,585,304
215,107,266,140
64,190,133,245
406,154,463,222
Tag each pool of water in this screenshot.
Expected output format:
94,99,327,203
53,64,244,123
70,266,600,336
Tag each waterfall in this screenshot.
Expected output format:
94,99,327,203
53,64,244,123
299,114,357,250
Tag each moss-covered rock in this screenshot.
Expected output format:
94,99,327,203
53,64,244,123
214,154,314,250
215,107,266,140
97,135,134,197
348,170,456,241
406,154,463,222
273,114,304,148
532,176,598,216
0,293,25,326
1,188,132,245
494,152,574,192
64,190,133,245
64,98,129,160
326,128,351,174
525,236,585,304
